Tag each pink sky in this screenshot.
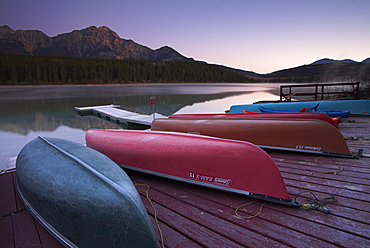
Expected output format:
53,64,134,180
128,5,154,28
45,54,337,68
1,0,369,74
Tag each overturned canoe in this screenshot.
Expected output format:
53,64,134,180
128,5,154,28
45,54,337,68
169,112,339,128
151,118,353,158
86,129,300,207
259,106,350,118
16,136,159,248
229,99,370,115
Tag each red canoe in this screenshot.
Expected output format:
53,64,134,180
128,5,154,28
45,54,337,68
86,129,300,207
151,118,353,158
169,112,339,128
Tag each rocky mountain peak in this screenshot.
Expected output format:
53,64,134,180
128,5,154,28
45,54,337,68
154,46,190,61
0,25,193,62
0,25,15,37
362,58,370,63
0,25,50,54
311,58,358,65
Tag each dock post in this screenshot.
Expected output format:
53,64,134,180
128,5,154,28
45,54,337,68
150,96,157,120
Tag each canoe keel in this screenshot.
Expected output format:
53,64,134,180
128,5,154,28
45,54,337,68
16,136,159,248
86,129,300,207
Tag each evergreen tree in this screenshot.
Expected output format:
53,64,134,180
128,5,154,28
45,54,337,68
0,52,256,85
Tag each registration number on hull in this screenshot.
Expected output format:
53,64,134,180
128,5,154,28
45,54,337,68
188,172,232,187
296,145,322,151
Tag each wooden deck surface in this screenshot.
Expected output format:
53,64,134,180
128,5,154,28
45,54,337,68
75,104,167,127
1,116,369,247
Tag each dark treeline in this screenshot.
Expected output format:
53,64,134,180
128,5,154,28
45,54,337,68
0,52,256,85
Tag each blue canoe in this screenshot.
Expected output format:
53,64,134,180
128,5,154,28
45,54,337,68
16,136,159,248
259,105,350,118
229,99,370,116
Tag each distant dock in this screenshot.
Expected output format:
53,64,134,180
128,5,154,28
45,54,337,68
75,104,166,128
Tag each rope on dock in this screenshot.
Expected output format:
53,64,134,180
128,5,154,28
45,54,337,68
235,200,267,219
135,184,165,248
308,156,344,175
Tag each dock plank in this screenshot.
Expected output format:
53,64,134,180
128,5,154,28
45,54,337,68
133,175,291,248
173,176,366,246
13,210,42,248
35,220,65,248
76,104,166,127
131,171,361,248
0,216,14,248
148,218,203,248
0,172,16,217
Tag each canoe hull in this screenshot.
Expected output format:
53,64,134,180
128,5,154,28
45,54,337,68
229,100,370,115
16,136,159,248
169,112,339,128
259,106,350,118
86,129,299,207
151,118,352,157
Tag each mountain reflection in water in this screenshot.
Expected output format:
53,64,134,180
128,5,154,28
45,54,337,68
0,83,281,169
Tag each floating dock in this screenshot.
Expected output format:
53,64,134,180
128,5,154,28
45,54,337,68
75,104,167,128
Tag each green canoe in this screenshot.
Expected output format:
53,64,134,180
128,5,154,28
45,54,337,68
16,136,159,248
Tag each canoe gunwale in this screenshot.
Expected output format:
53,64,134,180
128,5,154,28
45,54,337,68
118,163,301,208
16,182,77,248
259,145,359,159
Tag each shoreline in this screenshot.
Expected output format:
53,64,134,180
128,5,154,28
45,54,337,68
0,81,266,87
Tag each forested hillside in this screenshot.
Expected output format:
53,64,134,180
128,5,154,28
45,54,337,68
263,62,370,83
0,52,255,85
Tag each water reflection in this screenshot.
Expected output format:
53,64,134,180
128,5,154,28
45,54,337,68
0,91,278,134
1,112,120,135
176,92,279,114
0,126,88,170
0,93,244,134
0,83,281,169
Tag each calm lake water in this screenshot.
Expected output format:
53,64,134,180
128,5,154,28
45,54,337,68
0,83,282,170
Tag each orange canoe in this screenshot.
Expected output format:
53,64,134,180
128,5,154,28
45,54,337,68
151,118,353,157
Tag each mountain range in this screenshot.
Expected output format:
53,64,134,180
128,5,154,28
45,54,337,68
0,25,369,80
264,58,370,81
0,25,193,62
310,58,369,65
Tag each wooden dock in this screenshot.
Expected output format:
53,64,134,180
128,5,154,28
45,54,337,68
75,104,167,128
1,116,369,247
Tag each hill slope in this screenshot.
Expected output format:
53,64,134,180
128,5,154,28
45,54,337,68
263,60,370,82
